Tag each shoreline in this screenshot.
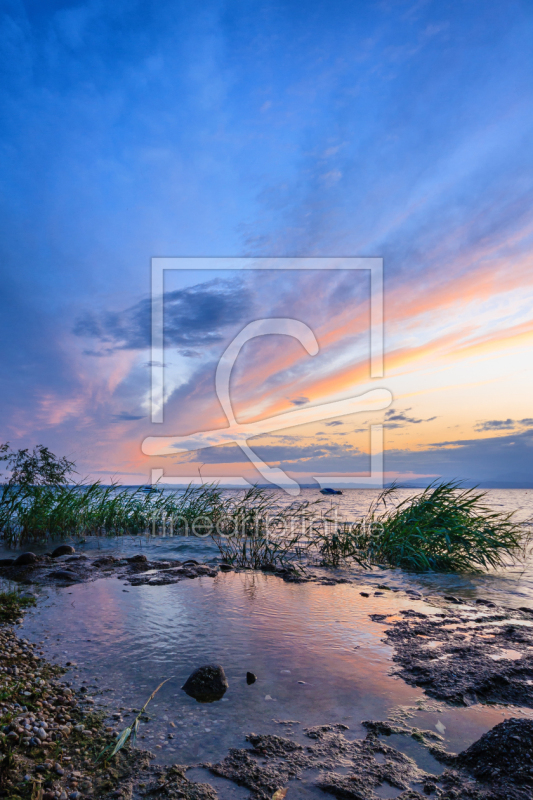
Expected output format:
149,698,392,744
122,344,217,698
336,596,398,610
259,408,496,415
1,585,533,799
2,546,533,798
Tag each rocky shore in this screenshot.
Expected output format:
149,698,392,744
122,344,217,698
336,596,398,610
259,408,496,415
0,548,220,589
2,587,532,800
0,592,236,800
2,553,533,800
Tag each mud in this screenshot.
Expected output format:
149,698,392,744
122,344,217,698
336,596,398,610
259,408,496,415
206,724,432,800
374,605,533,707
204,718,533,800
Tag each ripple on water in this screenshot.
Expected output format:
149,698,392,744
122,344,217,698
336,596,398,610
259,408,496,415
19,570,533,769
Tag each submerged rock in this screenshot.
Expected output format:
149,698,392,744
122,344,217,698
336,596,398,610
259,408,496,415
182,664,229,702
126,554,147,563
246,672,257,685
51,545,75,558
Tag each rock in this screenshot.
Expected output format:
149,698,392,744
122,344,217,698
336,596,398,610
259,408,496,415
0,557,15,566
182,664,229,702
246,672,257,685
219,564,233,572
14,552,39,566
182,559,199,566
51,545,75,558
359,592,369,598
47,570,77,581
126,554,147,563
93,556,117,567
444,595,463,604
456,717,533,787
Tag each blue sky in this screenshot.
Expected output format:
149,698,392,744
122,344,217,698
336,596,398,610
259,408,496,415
1,0,532,486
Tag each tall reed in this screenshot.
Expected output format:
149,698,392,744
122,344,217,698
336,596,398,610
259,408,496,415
0,482,225,546
209,486,324,570
316,482,531,573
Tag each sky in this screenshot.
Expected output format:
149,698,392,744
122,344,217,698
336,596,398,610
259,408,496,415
1,0,532,488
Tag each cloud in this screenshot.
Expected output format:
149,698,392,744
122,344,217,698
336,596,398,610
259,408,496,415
325,420,343,426
110,412,145,422
384,428,533,486
384,408,437,428
182,440,360,465
475,418,533,432
289,396,309,406
74,278,252,354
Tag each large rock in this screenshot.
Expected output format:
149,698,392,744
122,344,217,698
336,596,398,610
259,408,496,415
456,717,533,786
14,552,39,566
182,664,228,702
51,545,75,558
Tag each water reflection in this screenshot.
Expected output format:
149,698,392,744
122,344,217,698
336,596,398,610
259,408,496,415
21,571,533,769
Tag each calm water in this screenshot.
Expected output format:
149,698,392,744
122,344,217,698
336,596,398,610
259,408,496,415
20,571,533,773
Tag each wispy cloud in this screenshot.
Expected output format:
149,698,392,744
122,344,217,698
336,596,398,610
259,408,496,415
384,408,437,428
110,412,145,423
475,418,533,432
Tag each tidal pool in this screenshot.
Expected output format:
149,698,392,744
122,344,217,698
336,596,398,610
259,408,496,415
19,570,533,773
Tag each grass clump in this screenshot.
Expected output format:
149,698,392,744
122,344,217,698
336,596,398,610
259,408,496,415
0,481,228,545
210,486,323,570
318,482,531,573
0,590,36,623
